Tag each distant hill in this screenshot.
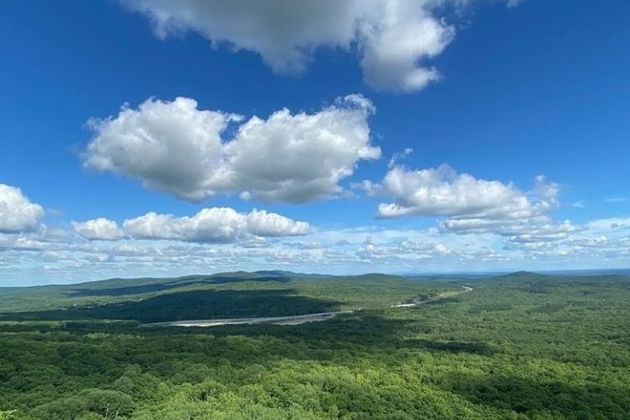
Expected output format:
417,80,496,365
501,271,550,279
3,270,628,321
0,271,437,319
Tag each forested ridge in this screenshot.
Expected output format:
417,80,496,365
0,272,629,419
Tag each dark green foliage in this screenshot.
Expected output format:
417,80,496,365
3,289,338,323
0,272,628,419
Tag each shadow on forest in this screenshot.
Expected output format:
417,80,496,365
424,296,463,306
0,284,501,368
66,275,290,297
440,372,630,416
0,307,503,371
0,289,336,323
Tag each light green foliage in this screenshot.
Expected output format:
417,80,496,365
0,272,628,419
0,411,17,420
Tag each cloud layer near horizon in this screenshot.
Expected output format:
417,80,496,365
2,214,629,286
1,177,628,286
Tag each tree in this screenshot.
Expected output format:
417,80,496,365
81,389,135,418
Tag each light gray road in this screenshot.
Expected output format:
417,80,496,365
391,285,473,308
140,310,354,328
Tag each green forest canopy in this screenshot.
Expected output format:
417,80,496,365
0,271,629,419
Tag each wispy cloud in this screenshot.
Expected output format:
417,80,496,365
571,200,586,208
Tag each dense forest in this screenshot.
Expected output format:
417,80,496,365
0,271,629,419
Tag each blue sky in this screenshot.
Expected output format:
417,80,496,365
0,0,629,285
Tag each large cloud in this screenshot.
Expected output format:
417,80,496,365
84,95,380,203
371,165,556,219
0,184,44,233
122,207,309,243
120,0,457,92
365,165,571,241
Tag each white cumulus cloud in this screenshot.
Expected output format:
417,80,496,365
366,164,570,241
122,207,309,243
84,95,380,203
372,164,555,220
0,184,44,234
72,218,126,241
120,0,458,92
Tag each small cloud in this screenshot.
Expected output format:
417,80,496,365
72,218,125,241
239,237,271,248
571,200,585,208
47,208,65,217
284,241,326,250
0,184,45,234
604,196,628,203
388,148,413,169
506,0,526,8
